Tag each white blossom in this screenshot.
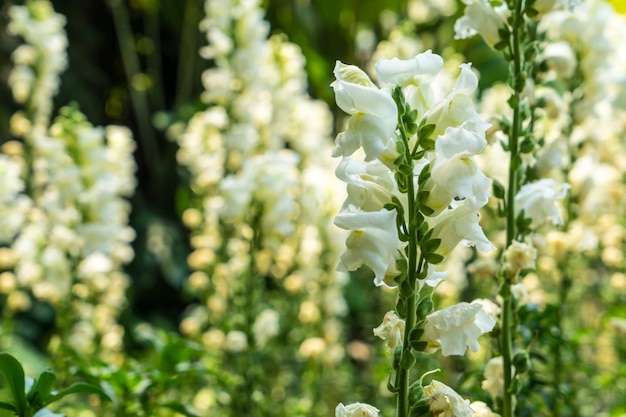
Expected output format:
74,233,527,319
335,402,380,417
515,178,569,228
373,310,405,351
426,126,491,212
454,0,510,48
428,200,495,258
331,61,398,161
423,380,474,417
423,301,496,356
334,207,402,287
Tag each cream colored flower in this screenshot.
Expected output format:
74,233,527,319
423,301,496,356
423,380,474,417
470,401,500,417
373,310,405,351
335,402,380,417
482,356,506,401
334,207,402,287
502,240,537,279
515,179,569,228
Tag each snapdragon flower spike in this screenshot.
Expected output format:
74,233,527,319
334,206,403,287
331,62,397,161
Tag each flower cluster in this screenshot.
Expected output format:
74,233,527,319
332,50,497,415
7,0,68,132
2,1,137,363
176,0,350,414
332,51,494,287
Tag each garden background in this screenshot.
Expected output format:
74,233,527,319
0,0,625,416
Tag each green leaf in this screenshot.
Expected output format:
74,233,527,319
399,163,413,176
0,352,27,416
494,39,509,51
525,7,539,17
416,297,434,318
408,327,424,345
492,180,506,199
520,136,535,153
27,370,56,408
0,402,16,412
393,86,406,115
392,346,403,371
419,137,435,151
400,350,416,370
408,380,425,404
159,402,201,417
46,382,111,406
424,252,444,264
408,340,429,352
418,122,435,137
409,403,431,417
420,238,441,254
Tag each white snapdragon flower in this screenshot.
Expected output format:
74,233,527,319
335,402,380,417
422,301,496,356
375,51,443,115
470,401,499,417
375,50,443,87
424,64,491,138
502,239,537,278
454,0,510,48
543,41,577,79
515,178,570,228
426,126,491,212
331,61,398,161
334,207,402,287
423,263,448,288
373,310,405,351
428,201,495,258
335,157,396,212
482,356,509,402
423,380,474,417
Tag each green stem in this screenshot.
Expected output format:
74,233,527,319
502,1,525,417
107,0,161,192
396,106,423,417
175,0,201,110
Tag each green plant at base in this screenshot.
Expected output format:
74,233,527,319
0,352,109,417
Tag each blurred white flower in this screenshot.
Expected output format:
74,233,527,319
543,41,577,79
470,401,499,417
515,178,569,228
253,308,280,347
335,402,380,417
502,239,537,279
482,356,507,402
423,301,496,355
224,330,248,352
454,0,510,48
423,380,474,417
